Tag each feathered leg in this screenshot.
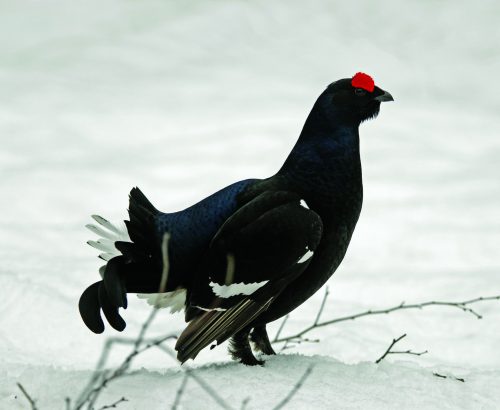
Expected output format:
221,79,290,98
250,325,276,355
229,328,264,366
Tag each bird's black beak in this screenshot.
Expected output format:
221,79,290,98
374,90,394,102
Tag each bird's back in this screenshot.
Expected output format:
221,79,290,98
153,178,258,288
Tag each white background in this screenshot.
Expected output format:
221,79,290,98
1,1,499,408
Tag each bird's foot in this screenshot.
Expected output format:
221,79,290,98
229,329,265,366
239,353,265,366
250,325,276,355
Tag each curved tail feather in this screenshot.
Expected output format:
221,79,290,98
79,282,105,334
80,187,167,333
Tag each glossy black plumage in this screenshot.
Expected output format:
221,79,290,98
79,74,393,365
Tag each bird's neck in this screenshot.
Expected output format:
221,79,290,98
279,105,361,187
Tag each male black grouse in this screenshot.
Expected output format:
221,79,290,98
79,72,393,365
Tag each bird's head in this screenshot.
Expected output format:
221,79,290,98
319,72,393,125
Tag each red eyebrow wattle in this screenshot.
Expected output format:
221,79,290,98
351,72,375,92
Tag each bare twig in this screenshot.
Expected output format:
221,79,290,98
74,234,173,410
271,365,314,410
158,233,171,297
273,287,328,344
375,333,428,364
97,397,128,410
240,397,251,410
274,295,500,344
155,344,233,410
279,340,291,352
314,287,329,326
74,230,235,410
433,372,465,383
184,371,232,410
224,253,236,286
17,383,38,410
75,333,177,409
273,315,289,343
375,334,407,363
171,373,189,410
60,227,496,410
387,349,428,358
279,337,319,352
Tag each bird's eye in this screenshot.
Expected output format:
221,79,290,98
355,88,366,96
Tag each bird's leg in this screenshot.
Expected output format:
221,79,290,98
229,328,264,366
250,324,276,355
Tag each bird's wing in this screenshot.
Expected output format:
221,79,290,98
175,190,323,363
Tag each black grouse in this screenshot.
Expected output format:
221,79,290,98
79,72,393,365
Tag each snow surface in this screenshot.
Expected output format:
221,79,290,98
1,0,499,409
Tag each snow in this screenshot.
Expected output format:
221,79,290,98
2,355,497,410
1,0,499,409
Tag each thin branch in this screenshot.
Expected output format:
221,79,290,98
171,374,189,410
157,233,171,297
74,235,173,410
375,334,407,363
314,286,329,326
273,315,289,343
74,229,232,410
279,340,291,352
97,397,128,410
274,287,327,345
185,370,233,410
375,333,427,364
271,365,314,410
274,295,500,344
17,383,38,410
75,334,177,409
433,372,465,383
388,349,428,358
240,397,251,410
155,344,233,410
224,253,236,286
